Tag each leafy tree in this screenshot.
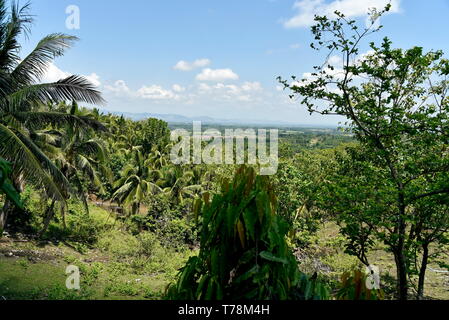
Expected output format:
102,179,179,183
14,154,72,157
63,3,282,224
279,5,449,300
138,118,170,155
0,158,23,234
112,149,163,215
160,165,202,206
166,166,329,300
53,102,110,210
0,1,104,231
275,149,336,246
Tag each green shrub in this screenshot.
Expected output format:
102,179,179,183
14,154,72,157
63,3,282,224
166,166,330,300
336,269,384,300
98,229,140,258
44,200,109,246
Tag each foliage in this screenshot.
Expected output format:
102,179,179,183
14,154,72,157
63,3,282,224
336,269,384,300
0,158,23,209
274,149,336,247
279,4,449,300
166,166,330,300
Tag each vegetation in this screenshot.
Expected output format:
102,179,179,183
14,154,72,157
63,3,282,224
1,1,449,302
279,4,449,300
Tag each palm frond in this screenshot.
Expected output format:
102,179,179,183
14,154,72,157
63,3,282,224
0,1,32,72
11,34,78,85
8,75,105,110
0,123,67,202
10,111,107,132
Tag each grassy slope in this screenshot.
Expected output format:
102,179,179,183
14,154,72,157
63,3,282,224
1,206,448,300
0,205,191,300
303,222,449,300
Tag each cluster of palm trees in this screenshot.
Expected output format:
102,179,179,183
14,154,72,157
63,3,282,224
105,121,210,216
0,0,210,234
0,1,106,231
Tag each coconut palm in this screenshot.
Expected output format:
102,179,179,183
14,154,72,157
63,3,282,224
112,149,163,215
53,102,111,210
160,165,203,206
0,1,105,231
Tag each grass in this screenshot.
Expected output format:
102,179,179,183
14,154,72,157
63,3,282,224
1,203,448,300
0,204,192,300
299,222,449,300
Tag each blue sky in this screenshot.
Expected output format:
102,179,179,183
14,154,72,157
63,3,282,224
21,0,449,125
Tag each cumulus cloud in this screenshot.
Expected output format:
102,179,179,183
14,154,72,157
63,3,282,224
172,84,186,92
173,58,211,71
104,80,181,101
137,85,178,100
196,68,239,81
85,73,101,87
284,0,401,28
104,80,132,97
196,81,262,103
42,63,101,87
41,63,70,83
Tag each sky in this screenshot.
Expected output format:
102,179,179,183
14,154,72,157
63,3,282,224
19,0,449,125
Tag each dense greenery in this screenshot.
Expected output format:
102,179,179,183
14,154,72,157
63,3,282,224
167,166,329,300
1,1,449,301
279,4,449,300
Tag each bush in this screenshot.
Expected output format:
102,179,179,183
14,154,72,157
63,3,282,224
166,166,330,300
128,194,199,249
45,200,110,245
98,229,140,258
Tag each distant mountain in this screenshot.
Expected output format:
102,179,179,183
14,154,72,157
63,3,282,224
100,110,338,128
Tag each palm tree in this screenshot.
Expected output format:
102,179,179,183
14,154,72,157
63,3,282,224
160,165,203,206
112,150,163,216
52,102,111,210
0,1,105,231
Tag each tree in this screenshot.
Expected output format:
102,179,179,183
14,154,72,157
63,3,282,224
112,149,163,215
138,118,170,155
160,165,202,206
166,166,329,300
279,5,449,300
274,148,336,247
53,102,110,211
0,1,104,232
0,158,23,234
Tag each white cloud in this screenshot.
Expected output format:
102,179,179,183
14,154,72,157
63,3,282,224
42,63,101,87
196,68,239,81
104,81,181,101
241,81,262,92
173,58,211,71
42,63,70,83
104,80,132,96
284,0,401,28
85,73,101,87
137,85,178,100
290,43,301,49
195,81,262,103
172,84,186,92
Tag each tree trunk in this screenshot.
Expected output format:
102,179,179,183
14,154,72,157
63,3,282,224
417,243,429,300
38,200,56,238
394,249,408,300
0,200,12,235
393,195,409,300
0,175,24,235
